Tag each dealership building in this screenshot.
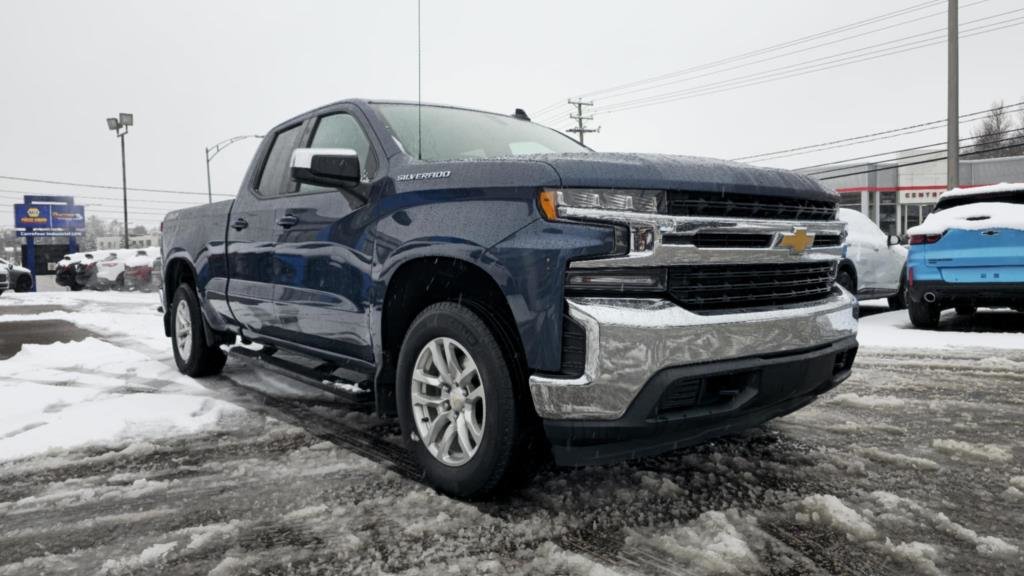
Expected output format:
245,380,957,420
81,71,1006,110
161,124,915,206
805,152,1024,236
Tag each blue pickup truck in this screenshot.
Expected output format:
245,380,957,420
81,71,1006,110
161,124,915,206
161,99,858,498
906,183,1024,328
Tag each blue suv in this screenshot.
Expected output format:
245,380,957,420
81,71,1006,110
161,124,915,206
906,183,1024,328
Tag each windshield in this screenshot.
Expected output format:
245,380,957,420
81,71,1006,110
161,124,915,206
936,189,1024,211
372,103,589,161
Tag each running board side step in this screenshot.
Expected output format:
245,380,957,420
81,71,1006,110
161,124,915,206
228,345,374,408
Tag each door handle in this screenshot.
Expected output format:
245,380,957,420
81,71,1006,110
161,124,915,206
231,218,248,231
276,215,298,228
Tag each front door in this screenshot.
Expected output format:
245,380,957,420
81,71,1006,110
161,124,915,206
271,111,379,363
226,121,306,334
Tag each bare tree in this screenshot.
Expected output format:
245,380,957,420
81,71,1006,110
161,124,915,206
970,101,1016,158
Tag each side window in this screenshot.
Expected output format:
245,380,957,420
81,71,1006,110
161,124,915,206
298,113,376,193
256,124,304,197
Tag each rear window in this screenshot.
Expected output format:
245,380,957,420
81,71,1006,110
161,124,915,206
936,189,1024,211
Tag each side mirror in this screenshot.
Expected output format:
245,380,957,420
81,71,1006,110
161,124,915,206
290,148,361,188
887,235,901,246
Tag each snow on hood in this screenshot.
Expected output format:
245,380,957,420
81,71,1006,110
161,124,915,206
938,182,1024,200
907,202,1024,235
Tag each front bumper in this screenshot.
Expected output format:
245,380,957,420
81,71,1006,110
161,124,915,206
529,289,858,421
543,336,858,466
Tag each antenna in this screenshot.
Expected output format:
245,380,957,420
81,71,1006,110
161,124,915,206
417,0,422,160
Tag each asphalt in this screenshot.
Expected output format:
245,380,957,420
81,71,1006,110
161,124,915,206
0,318,91,360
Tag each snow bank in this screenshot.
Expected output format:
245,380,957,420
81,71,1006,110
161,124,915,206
793,494,876,541
908,201,1024,235
0,338,245,462
931,439,1013,463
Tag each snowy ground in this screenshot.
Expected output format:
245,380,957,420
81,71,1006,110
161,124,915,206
1,292,1022,575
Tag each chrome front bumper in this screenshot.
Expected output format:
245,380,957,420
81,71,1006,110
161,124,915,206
528,290,858,420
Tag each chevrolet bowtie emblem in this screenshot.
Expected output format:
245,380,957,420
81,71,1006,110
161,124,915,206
777,227,815,254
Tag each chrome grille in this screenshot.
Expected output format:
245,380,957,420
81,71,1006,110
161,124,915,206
667,261,837,312
667,190,837,221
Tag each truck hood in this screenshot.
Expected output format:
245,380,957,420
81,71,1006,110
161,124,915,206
535,153,836,203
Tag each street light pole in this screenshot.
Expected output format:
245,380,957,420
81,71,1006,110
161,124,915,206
120,131,128,249
107,112,133,249
205,135,263,203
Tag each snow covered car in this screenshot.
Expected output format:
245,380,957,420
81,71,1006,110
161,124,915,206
123,247,160,291
73,253,100,288
836,208,907,308
94,250,136,289
906,183,1024,328
0,257,34,292
56,253,87,291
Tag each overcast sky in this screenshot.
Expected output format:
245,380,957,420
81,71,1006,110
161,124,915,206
1,0,1020,228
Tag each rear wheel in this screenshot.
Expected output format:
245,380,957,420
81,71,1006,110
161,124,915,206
955,304,977,316
908,299,941,329
171,284,226,377
14,276,32,292
397,302,530,499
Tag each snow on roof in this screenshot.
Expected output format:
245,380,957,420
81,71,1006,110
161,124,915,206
939,182,1024,200
908,201,1024,235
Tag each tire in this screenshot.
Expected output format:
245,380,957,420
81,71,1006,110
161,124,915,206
14,276,32,292
116,273,125,291
836,268,856,295
908,299,941,329
70,283,83,292
955,304,977,316
888,268,908,310
396,302,531,500
171,284,227,377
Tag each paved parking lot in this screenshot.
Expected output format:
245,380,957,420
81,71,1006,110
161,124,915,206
1,292,1022,575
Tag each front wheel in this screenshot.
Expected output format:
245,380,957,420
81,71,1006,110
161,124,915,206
836,269,856,295
171,284,226,377
908,299,941,329
396,302,530,499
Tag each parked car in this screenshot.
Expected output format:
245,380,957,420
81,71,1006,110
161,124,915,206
836,208,908,308
93,249,137,289
0,257,34,292
161,99,858,499
0,267,8,295
73,253,99,288
55,253,86,291
906,183,1024,328
123,247,160,291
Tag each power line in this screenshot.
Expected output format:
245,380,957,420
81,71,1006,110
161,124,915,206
814,139,1024,181
0,175,233,198
597,13,1024,115
580,0,949,100
794,127,1023,173
0,188,213,208
734,101,1024,163
592,0,991,105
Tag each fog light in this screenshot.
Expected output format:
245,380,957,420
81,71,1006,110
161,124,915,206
565,268,667,293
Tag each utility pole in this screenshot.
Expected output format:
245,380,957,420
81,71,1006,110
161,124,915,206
567,99,599,145
947,0,959,189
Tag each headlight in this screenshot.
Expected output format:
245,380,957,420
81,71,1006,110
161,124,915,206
538,188,664,220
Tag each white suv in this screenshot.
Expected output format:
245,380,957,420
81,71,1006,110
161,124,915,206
836,208,908,308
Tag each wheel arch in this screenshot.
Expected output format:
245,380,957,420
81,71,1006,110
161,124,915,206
374,256,528,418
